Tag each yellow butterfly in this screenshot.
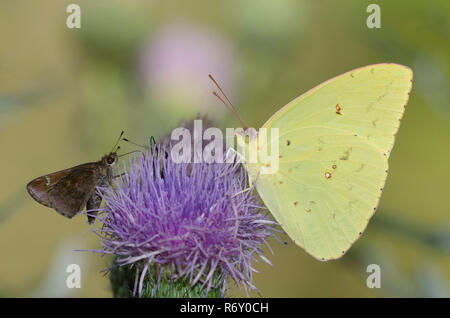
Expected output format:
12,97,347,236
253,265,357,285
234,63,413,261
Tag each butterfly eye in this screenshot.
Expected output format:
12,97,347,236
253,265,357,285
107,157,115,165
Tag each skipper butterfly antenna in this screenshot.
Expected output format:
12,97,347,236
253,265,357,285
122,138,148,149
149,136,156,149
111,131,125,152
118,150,143,158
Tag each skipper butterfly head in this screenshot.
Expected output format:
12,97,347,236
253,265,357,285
102,152,119,166
101,131,125,166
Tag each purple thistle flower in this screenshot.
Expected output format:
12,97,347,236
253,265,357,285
90,144,276,297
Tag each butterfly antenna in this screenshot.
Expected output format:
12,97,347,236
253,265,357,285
209,74,236,112
123,136,162,157
213,91,248,130
111,130,125,152
122,138,152,150
209,74,248,130
149,136,156,148
118,150,143,158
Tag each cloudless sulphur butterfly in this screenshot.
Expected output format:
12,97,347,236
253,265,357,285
235,63,413,261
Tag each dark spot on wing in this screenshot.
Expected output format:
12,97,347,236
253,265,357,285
372,118,379,128
377,92,387,102
286,140,291,146
339,148,352,160
335,103,342,115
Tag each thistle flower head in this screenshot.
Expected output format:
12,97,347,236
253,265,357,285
91,144,275,297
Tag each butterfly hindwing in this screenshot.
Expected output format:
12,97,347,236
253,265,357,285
255,128,388,260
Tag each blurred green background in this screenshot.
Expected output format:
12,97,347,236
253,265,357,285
0,0,449,297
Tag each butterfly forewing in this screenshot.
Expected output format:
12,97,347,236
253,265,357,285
27,162,111,222
27,168,76,208
47,167,98,218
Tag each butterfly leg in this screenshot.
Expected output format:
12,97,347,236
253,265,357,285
86,192,102,224
114,172,125,179
231,187,253,198
213,147,245,182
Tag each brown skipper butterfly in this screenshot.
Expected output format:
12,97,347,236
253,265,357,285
26,131,125,224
